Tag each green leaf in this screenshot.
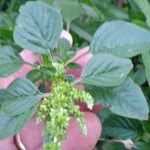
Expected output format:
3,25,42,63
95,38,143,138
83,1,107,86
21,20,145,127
58,0,84,23
0,46,24,77
135,141,150,150
27,66,56,83
103,115,143,140
0,107,35,140
90,20,150,57
1,78,43,116
86,78,149,120
81,53,133,87
13,1,63,55
143,120,150,133
102,142,124,150
27,69,43,83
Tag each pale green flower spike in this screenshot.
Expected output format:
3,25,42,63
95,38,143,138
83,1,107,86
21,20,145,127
37,62,94,150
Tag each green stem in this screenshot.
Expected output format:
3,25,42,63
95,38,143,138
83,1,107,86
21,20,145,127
67,21,70,32
48,49,53,63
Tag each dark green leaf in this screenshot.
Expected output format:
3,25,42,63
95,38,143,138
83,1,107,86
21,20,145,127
0,107,35,140
1,78,43,116
135,141,150,150
27,69,43,83
14,1,63,55
0,46,24,77
27,66,56,83
133,0,150,26
130,65,147,85
90,21,150,57
143,120,150,133
102,142,124,150
86,78,149,120
81,53,133,87
103,115,143,140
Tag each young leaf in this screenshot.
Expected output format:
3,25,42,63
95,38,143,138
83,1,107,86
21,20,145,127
1,78,43,116
14,1,63,55
90,20,150,57
81,53,133,87
27,65,56,83
0,46,24,77
86,78,149,120
0,107,35,140
103,115,143,140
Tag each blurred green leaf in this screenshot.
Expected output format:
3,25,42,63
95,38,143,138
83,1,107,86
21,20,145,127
57,0,84,23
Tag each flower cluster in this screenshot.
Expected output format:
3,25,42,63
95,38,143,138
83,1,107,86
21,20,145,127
37,63,94,149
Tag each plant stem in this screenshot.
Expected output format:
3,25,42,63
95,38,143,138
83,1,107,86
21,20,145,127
67,21,70,32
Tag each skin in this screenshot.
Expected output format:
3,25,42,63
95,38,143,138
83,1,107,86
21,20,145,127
0,31,102,150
